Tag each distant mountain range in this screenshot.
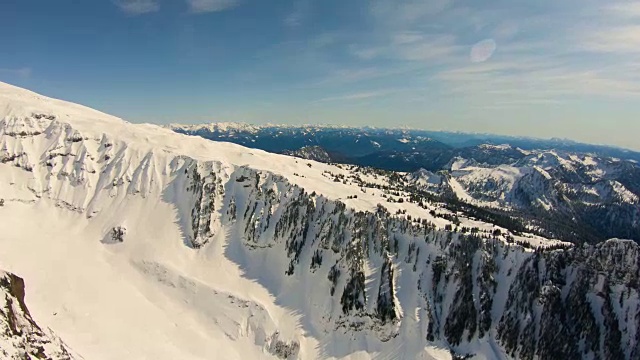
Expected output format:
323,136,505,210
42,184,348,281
169,123,640,171
171,123,640,244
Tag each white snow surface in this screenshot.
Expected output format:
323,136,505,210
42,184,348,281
0,82,464,359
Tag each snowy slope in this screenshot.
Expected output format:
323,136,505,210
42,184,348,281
0,81,639,360
0,81,453,359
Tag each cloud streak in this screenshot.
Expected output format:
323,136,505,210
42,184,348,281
314,90,392,103
580,25,640,54
326,0,640,105
284,0,312,27
371,0,453,26
186,0,239,13
0,68,32,78
114,0,159,15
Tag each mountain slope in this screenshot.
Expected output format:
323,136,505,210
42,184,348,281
438,151,640,242
283,146,333,163
0,81,453,359
1,82,639,359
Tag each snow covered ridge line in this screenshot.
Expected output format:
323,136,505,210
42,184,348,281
0,81,639,359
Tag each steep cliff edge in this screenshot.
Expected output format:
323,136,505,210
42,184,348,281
0,271,78,359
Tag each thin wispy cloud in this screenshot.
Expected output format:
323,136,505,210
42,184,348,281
312,68,391,87
394,34,460,62
607,2,640,18
331,0,640,105
475,98,564,111
114,0,159,15
306,63,430,89
563,2,640,54
186,0,239,13
350,46,384,61
350,33,461,64
371,0,452,26
314,90,391,103
437,63,640,101
580,26,640,54
284,0,312,27
0,68,32,78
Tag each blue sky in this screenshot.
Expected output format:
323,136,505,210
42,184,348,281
2,0,640,150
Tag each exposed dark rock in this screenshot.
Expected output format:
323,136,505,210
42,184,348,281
0,271,77,359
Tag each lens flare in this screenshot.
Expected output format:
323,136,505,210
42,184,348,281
470,39,497,63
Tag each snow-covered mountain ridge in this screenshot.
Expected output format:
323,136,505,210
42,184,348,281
0,82,639,359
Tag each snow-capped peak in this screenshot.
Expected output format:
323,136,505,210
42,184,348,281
478,143,512,151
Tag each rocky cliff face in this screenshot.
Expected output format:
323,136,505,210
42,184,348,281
0,271,77,359
185,164,640,359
